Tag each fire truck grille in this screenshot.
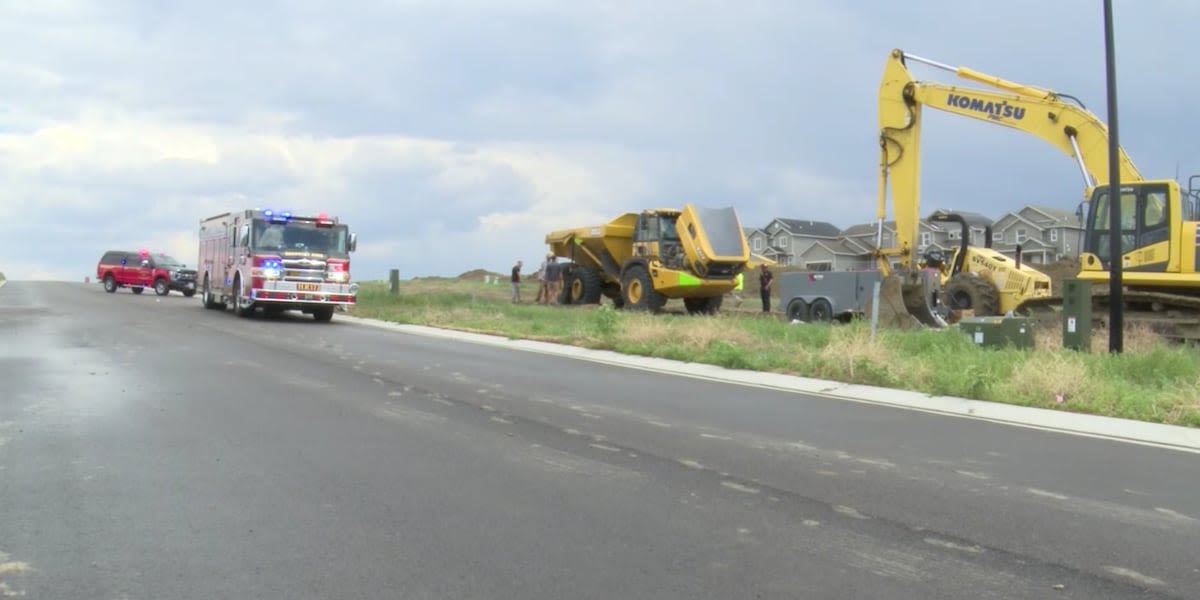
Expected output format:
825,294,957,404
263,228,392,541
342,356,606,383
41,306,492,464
282,258,327,282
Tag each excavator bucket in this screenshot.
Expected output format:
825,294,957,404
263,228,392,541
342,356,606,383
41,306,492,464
868,271,947,330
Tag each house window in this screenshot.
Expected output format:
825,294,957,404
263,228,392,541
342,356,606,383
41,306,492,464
993,231,1003,242
1015,228,1028,244
777,236,789,248
948,230,960,240
753,237,763,251
1050,229,1059,243
919,232,930,248
805,261,832,272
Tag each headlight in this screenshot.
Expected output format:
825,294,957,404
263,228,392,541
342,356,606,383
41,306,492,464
260,259,283,279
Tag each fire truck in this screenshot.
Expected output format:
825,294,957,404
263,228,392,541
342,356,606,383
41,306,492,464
198,208,359,321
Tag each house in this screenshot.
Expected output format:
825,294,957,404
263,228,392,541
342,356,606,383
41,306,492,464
745,218,845,269
752,203,1081,273
990,205,1084,264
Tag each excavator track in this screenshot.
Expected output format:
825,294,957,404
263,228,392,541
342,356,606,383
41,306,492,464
1017,290,1200,344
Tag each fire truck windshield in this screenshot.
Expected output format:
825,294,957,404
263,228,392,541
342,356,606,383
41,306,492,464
252,220,349,255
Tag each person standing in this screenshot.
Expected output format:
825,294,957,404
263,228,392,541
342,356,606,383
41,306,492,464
510,260,523,304
758,264,774,313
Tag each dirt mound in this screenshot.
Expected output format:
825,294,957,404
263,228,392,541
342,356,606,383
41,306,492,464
1039,258,1082,292
457,268,503,280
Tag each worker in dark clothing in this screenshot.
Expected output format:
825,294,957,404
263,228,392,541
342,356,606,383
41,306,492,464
759,264,774,313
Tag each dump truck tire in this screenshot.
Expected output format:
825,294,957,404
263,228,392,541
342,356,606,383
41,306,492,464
684,295,723,315
703,295,723,314
942,273,1000,316
621,265,666,312
602,283,625,308
565,267,603,304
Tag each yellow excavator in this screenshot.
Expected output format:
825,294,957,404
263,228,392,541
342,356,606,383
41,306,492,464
877,48,1200,337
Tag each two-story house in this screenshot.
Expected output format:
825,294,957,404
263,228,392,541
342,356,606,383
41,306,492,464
745,218,845,269
990,205,1084,264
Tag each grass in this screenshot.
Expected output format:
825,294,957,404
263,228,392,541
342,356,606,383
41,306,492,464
350,277,1200,428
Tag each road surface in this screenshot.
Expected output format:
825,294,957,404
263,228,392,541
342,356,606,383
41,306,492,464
1,281,1197,599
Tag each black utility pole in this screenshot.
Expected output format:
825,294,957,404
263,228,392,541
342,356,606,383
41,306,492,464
1104,0,1124,353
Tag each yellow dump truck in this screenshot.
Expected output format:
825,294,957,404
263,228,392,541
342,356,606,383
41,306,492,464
544,204,751,313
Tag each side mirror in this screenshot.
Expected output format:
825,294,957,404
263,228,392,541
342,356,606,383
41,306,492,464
349,233,358,253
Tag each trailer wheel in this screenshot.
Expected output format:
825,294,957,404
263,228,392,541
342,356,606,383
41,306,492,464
154,278,170,296
103,274,117,293
808,298,834,322
786,298,808,322
233,276,253,318
621,265,666,312
312,307,334,322
942,273,1000,316
565,267,604,305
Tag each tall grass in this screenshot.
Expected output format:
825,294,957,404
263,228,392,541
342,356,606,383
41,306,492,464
352,279,1200,427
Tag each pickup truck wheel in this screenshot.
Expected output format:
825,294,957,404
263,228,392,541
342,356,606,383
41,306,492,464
621,265,666,312
312,307,335,322
786,298,808,322
808,298,834,322
103,274,117,293
131,286,144,295
154,278,170,296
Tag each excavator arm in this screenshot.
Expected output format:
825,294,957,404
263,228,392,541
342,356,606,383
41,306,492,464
877,48,1143,274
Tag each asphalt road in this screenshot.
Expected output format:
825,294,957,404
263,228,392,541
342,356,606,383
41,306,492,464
2,280,1198,599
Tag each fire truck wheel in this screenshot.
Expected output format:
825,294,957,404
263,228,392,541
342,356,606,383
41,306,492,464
233,277,253,318
312,307,335,322
154,278,170,296
202,274,224,307
182,289,196,298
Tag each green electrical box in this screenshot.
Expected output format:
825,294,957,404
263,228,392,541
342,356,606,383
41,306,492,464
958,316,1035,349
1061,278,1093,351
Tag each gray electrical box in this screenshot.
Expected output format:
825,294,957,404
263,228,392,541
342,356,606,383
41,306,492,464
958,316,1035,349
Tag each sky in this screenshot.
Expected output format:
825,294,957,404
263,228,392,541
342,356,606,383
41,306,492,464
0,0,1196,281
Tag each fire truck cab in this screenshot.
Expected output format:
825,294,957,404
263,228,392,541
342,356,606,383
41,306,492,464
198,208,359,321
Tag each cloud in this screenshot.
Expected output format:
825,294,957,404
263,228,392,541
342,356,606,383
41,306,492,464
0,0,1196,282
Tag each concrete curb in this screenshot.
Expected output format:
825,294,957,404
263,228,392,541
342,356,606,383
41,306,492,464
338,315,1200,454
